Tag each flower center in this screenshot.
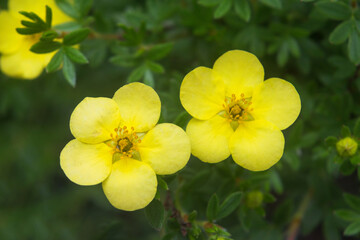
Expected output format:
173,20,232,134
221,93,254,129
106,126,141,159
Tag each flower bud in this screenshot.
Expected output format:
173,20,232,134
336,137,358,157
245,191,264,208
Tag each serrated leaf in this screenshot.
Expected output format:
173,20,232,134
348,29,360,65
315,2,351,20
344,221,360,236
145,199,165,230
63,47,88,64
55,0,80,19
30,41,62,54
63,28,90,45
46,49,63,73
234,0,251,22
214,0,232,19
341,125,351,137
62,55,76,87
217,192,242,220
329,20,353,45
127,65,147,83
344,193,360,212
259,0,282,9
334,209,360,221
206,194,220,221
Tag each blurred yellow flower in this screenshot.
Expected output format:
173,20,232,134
60,83,191,211
0,0,71,79
180,50,301,171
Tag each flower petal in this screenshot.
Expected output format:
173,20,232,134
186,115,234,163
138,123,191,175
180,67,226,120
229,120,284,171
113,82,161,132
60,139,113,186
213,50,264,97
0,11,22,54
102,158,157,211
251,78,301,130
70,97,122,144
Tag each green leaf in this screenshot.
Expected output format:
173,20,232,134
157,176,168,190
62,55,76,87
146,43,173,61
55,0,79,19
46,49,64,73
206,194,220,221
234,0,251,22
354,118,360,137
198,0,221,7
45,5,52,28
348,29,360,65
329,20,353,45
325,136,338,147
146,61,164,73
30,41,62,54
63,47,89,64
315,2,351,21
21,20,43,29
127,65,147,83
334,209,360,221
350,155,360,165
341,125,351,137
277,41,289,67
16,28,43,35
340,161,356,175
145,199,165,230
344,193,360,212
217,192,242,220
41,31,59,41
63,28,90,46
214,0,232,19
143,70,155,88
344,221,360,236
259,0,282,9
288,37,300,58
74,0,93,17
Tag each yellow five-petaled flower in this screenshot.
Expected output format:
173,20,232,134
0,0,71,79
60,83,191,211
180,50,301,171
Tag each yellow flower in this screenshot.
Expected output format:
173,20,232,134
180,50,301,171
0,0,71,79
60,83,191,211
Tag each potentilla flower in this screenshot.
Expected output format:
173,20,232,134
180,50,301,171
60,83,191,211
0,0,71,79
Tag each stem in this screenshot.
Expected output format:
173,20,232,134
286,189,314,240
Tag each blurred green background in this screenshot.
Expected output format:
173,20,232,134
1,0,360,239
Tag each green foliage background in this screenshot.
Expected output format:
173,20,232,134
1,0,360,239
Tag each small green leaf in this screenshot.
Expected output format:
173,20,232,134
348,28,360,65
334,209,360,221
63,28,90,46
63,47,89,64
344,193,360,212
143,69,155,87
354,118,360,137
234,0,251,22
325,136,338,147
62,55,76,87
217,192,242,220
341,125,351,137
157,176,168,190
21,20,43,29
145,199,165,230
288,37,300,58
315,2,351,20
214,0,232,19
277,41,289,67
55,0,79,19
340,161,356,175
74,0,94,17
41,31,59,41
46,49,64,73
146,61,164,73
127,65,147,83
259,0,282,9
46,5,52,28
16,27,43,35
30,41,62,54
206,194,220,221
146,43,173,61
188,210,198,222
344,221,360,236
198,0,221,6
19,11,39,21
329,20,353,45
350,155,360,165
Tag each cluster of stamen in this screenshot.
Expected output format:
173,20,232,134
107,126,141,158
222,93,254,122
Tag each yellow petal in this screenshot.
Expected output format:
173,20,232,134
229,120,284,171
60,139,113,186
180,67,226,120
70,97,122,144
0,11,22,54
102,158,157,211
113,82,161,132
186,115,234,163
251,78,301,130
213,50,264,97
138,123,191,175
9,0,72,25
